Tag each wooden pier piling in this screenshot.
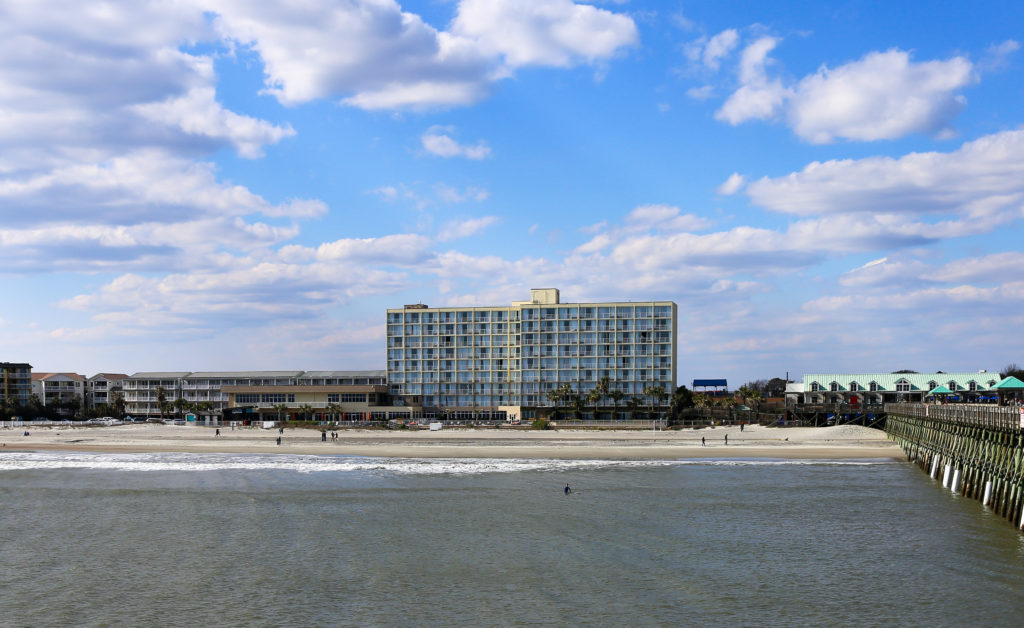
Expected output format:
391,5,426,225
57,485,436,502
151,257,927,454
885,403,1024,529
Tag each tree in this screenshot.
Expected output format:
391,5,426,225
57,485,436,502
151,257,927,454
326,403,343,423
643,385,668,419
625,396,643,420
299,404,316,422
274,403,290,424
693,393,711,409
111,391,126,419
591,376,611,420
609,389,625,420
668,385,694,424
1001,363,1024,380
156,386,169,421
568,390,585,420
172,397,189,419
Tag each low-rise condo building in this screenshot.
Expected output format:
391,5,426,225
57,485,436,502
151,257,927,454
31,372,86,412
124,370,401,421
386,288,678,419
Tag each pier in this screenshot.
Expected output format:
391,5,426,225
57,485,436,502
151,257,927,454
886,403,1024,529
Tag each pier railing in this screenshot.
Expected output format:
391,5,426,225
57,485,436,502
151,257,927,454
885,403,1023,431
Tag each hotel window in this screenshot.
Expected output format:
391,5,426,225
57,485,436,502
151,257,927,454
968,381,978,391
810,382,820,392
236,394,258,404
869,381,878,391
896,380,910,392
342,393,367,403
327,393,339,403
829,382,839,392
927,381,937,391
849,382,859,392
948,381,957,392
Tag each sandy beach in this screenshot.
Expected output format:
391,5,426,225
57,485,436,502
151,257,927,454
0,423,901,459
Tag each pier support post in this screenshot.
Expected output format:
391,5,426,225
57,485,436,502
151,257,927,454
942,464,951,488
983,481,993,507
951,468,961,493
930,456,940,479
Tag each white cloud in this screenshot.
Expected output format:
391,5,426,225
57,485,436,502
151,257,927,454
714,38,975,143
716,37,790,124
746,129,1024,217
702,29,739,70
437,216,500,241
435,184,489,204
421,126,491,159
624,204,711,232
452,0,638,68
132,87,295,158
788,50,973,143
717,172,745,195
206,0,637,111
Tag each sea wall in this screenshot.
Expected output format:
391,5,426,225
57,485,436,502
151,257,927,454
885,404,1024,529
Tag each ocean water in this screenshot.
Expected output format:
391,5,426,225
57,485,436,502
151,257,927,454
2,452,1023,627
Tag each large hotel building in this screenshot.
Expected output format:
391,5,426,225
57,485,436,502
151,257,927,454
387,289,677,419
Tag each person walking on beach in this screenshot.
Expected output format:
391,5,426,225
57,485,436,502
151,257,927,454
215,428,220,437
701,436,706,446
321,431,327,442
276,436,281,446
564,483,572,496
724,434,728,445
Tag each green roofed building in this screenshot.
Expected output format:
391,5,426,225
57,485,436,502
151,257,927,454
789,371,1003,405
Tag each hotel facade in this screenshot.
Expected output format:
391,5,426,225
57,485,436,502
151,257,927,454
386,289,678,419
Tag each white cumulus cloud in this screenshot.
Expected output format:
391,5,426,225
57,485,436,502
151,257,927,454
421,126,491,159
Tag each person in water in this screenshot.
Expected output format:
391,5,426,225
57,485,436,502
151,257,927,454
564,483,572,495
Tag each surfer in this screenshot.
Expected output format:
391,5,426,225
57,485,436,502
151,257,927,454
564,483,572,495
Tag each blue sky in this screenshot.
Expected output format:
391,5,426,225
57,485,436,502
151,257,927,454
2,0,1023,386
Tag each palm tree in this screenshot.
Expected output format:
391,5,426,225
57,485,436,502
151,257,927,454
274,403,290,424
610,389,625,420
172,397,189,419
299,403,315,422
585,387,602,421
625,396,642,420
156,386,169,421
641,385,668,422
568,390,585,420
326,403,343,424
592,376,611,420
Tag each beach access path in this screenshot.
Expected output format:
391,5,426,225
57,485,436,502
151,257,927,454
0,424,901,460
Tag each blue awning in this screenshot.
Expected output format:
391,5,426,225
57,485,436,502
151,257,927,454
693,379,728,388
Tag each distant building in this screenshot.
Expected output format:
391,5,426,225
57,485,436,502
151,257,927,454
1,362,32,408
386,288,677,419
788,371,1003,405
692,379,728,396
31,372,86,412
86,373,128,409
123,370,400,421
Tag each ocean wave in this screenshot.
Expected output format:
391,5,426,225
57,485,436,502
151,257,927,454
0,452,895,475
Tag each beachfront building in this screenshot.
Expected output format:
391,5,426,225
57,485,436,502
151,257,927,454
386,288,678,420
1,362,32,409
31,372,86,412
86,373,127,410
124,370,401,421
788,371,1003,405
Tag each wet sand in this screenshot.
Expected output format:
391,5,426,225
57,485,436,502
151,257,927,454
0,423,901,460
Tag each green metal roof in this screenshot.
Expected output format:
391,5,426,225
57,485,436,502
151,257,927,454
928,385,954,395
991,376,1024,390
802,372,1002,392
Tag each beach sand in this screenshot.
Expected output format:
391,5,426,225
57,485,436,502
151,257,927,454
0,423,901,460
